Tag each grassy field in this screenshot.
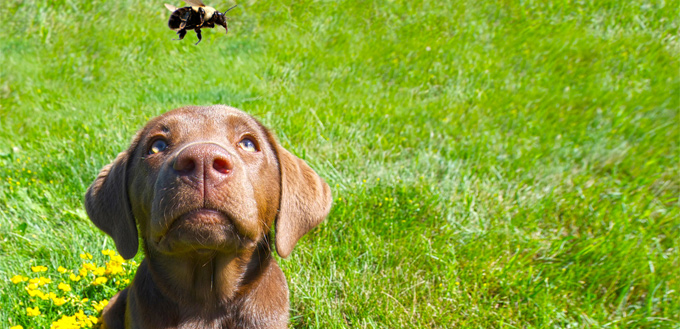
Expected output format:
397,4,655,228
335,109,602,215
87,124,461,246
1,0,679,327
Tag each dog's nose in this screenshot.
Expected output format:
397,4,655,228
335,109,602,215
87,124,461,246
173,143,233,184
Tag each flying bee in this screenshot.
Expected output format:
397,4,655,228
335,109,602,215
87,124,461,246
164,0,237,45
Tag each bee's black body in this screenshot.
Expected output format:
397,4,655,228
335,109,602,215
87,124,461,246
165,1,236,45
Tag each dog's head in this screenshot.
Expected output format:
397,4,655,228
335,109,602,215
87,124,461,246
85,106,331,260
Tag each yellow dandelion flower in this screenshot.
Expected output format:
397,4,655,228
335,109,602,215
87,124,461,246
37,291,49,300
10,325,23,329
26,306,41,316
82,262,96,271
58,282,72,292
75,310,87,320
73,309,100,326
105,261,124,275
92,276,108,285
93,267,106,276
29,277,51,286
92,299,109,312
78,268,87,277
80,253,93,260
110,254,125,264
10,275,28,284
26,288,48,300
51,296,68,306
57,266,68,273
50,315,79,329
69,274,81,282
31,265,48,272
102,249,115,256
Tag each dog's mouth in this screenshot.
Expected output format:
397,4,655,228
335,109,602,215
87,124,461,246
175,208,230,226
155,208,246,255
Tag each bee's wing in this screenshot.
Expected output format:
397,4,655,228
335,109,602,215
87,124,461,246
164,4,178,11
184,0,206,7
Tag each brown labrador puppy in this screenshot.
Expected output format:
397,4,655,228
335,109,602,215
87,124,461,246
85,105,332,328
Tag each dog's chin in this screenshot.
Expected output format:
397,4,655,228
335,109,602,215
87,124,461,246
154,209,247,256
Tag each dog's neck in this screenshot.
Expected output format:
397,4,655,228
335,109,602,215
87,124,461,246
123,240,289,328
143,240,274,306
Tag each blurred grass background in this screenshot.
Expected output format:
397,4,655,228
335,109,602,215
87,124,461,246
0,0,679,327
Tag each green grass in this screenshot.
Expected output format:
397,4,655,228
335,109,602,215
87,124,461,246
1,0,679,327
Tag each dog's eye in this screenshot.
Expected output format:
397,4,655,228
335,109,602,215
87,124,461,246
148,140,168,155
238,138,258,152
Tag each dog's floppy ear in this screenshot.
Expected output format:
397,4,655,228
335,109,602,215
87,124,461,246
274,145,332,258
85,141,139,260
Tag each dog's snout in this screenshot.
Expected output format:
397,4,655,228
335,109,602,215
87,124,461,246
172,143,233,183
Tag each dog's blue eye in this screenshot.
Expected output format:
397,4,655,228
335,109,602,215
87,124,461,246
149,140,168,155
238,138,257,152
